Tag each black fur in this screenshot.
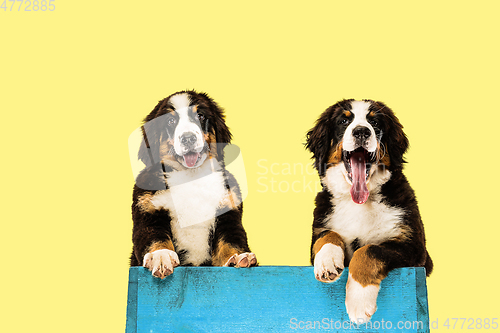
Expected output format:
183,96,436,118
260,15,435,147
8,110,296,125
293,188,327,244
130,90,251,267
306,99,354,177
306,99,433,276
138,91,232,168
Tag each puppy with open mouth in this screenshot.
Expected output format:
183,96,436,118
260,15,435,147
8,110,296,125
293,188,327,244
306,99,432,323
130,90,256,278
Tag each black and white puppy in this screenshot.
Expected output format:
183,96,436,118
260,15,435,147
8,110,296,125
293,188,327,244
130,90,256,278
306,99,432,323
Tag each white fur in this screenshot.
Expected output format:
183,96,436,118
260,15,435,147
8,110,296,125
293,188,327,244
169,93,205,164
342,100,377,153
169,93,191,110
149,160,227,266
173,106,205,157
314,243,344,282
346,272,379,323
323,164,404,261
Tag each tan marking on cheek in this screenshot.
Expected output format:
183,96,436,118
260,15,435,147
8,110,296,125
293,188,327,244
148,240,175,253
161,157,184,171
380,154,391,167
212,240,241,266
159,140,185,170
137,193,156,213
206,133,218,159
349,245,386,287
312,230,345,259
328,142,343,164
376,142,391,167
160,139,174,158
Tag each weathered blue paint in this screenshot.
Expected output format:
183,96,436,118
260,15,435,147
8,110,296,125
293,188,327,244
126,266,429,332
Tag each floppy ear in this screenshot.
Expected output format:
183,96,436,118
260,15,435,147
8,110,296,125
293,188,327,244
213,112,232,160
199,94,232,161
305,109,334,177
138,102,164,167
382,107,409,171
192,91,232,161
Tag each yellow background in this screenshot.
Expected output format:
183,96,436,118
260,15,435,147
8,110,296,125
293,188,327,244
1,1,498,332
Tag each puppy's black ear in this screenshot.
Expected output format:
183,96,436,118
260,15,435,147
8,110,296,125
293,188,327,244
203,93,231,160
379,103,409,171
213,114,232,160
305,108,334,177
138,101,164,167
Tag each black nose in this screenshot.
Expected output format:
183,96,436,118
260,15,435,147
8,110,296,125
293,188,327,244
180,132,197,146
352,126,372,140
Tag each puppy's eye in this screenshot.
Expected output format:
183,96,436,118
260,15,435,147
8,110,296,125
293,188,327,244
340,119,349,125
197,113,205,121
167,118,177,127
369,119,378,127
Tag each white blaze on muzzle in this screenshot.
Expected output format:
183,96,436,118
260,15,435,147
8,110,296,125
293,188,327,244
173,106,205,163
341,101,378,204
342,101,377,153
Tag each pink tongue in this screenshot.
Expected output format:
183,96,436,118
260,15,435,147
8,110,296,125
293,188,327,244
183,152,199,167
350,152,369,204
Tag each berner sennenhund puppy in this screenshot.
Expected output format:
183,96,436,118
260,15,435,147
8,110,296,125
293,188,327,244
306,99,432,323
130,90,257,279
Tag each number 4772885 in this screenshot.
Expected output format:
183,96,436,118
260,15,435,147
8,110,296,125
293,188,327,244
1,0,56,11
443,318,498,330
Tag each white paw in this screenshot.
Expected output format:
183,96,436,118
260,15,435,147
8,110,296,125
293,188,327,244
314,243,344,283
224,252,257,267
143,249,180,279
345,272,379,323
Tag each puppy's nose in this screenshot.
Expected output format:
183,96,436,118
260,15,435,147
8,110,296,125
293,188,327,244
352,126,371,140
180,132,197,146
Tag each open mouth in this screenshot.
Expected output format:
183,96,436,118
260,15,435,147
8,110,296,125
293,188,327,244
182,152,201,168
343,147,376,205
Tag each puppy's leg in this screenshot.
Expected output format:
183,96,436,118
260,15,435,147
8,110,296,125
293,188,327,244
345,245,385,323
142,240,180,279
211,208,257,268
132,185,180,278
346,236,430,323
212,239,257,268
311,230,345,283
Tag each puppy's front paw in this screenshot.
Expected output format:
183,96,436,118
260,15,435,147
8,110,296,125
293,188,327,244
345,273,379,323
224,252,257,268
314,243,344,283
143,249,180,279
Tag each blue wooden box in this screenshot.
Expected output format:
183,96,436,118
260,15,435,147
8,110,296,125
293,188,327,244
126,266,429,332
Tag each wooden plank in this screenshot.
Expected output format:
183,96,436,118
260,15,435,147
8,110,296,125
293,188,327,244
125,267,138,333
126,266,429,332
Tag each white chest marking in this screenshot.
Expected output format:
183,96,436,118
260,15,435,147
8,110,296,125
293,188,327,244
323,164,404,262
150,161,227,265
